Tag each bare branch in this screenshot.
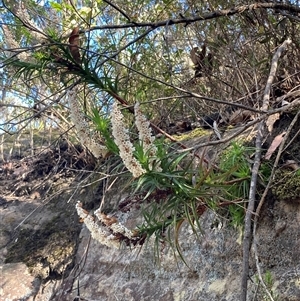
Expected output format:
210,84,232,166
84,3,300,31
252,110,299,301
106,56,266,114
102,0,133,22
241,38,292,301
99,28,155,66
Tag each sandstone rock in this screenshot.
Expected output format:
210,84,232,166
0,262,40,301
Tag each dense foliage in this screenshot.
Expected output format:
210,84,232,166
1,0,299,133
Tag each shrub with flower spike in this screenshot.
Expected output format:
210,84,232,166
74,97,252,259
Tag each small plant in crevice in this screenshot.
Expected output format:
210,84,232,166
255,270,279,301
259,162,272,183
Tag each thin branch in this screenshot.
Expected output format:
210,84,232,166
69,0,90,26
106,56,266,113
252,109,299,301
83,3,300,31
2,0,48,39
0,103,28,109
1,89,70,134
277,10,300,22
102,0,133,22
98,28,155,66
240,38,292,301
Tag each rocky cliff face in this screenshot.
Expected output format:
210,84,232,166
44,197,300,301
1,131,300,301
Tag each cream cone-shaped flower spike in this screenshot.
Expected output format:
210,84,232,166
134,102,161,171
68,88,108,158
134,102,156,155
111,102,146,178
76,202,137,248
76,202,121,248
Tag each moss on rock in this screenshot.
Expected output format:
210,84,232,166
272,170,300,200
172,128,209,141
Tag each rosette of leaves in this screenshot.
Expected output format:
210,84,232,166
218,142,253,227
132,142,227,262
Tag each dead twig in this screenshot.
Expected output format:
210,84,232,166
241,38,292,301
252,109,299,300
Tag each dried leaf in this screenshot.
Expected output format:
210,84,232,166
266,113,280,133
281,100,290,106
68,27,81,64
282,160,300,171
229,109,253,125
264,131,286,160
100,213,118,226
213,120,221,140
190,45,206,65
